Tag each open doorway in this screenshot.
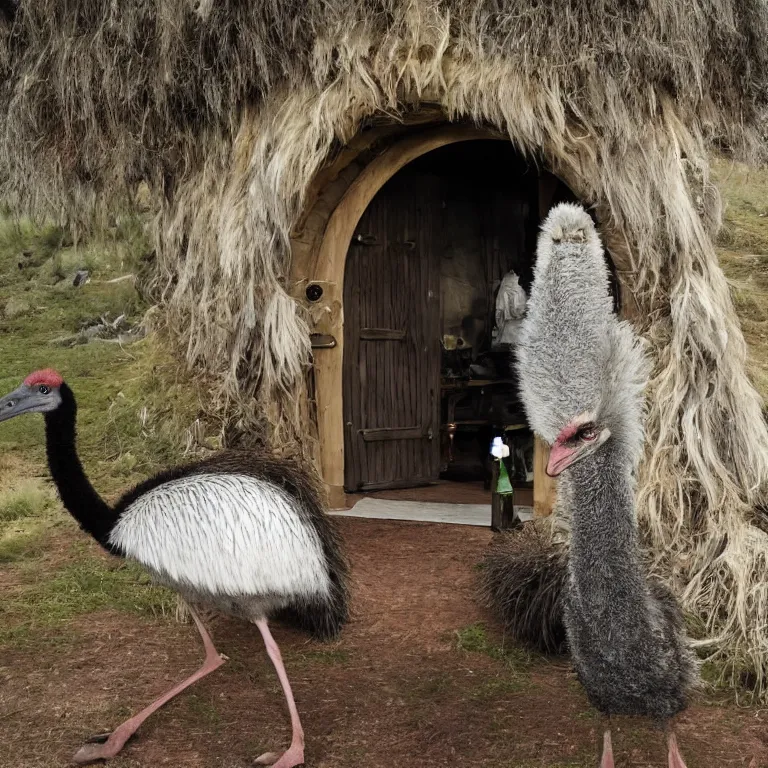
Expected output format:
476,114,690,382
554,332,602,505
342,140,545,511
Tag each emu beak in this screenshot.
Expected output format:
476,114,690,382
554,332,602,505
0,384,36,423
546,441,576,477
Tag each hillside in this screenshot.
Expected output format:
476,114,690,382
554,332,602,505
713,156,768,403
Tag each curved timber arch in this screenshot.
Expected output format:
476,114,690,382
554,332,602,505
290,123,625,509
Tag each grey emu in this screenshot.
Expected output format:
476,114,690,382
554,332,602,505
515,203,698,767
0,370,350,767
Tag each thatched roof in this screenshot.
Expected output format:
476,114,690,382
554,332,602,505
1,1,767,213
2,1,768,698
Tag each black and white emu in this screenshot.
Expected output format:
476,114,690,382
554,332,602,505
484,203,697,768
0,370,350,768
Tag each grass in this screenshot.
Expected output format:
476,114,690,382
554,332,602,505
455,622,531,664
711,155,768,402
0,478,58,563
0,481,54,522
0,212,211,649
454,622,534,680
0,554,176,645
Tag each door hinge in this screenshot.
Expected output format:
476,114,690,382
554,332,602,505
353,233,378,246
310,333,337,349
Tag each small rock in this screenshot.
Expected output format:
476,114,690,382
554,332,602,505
73,269,90,287
2,296,31,319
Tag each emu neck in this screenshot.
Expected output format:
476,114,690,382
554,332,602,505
565,447,645,602
44,384,118,550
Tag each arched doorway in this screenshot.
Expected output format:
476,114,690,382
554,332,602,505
342,141,538,494
291,124,619,511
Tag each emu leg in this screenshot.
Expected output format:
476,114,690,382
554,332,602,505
252,619,305,768
600,729,614,768
667,732,688,768
72,605,227,765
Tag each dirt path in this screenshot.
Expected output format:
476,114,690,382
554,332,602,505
1,518,766,768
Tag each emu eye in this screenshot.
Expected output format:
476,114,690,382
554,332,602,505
38,385,50,395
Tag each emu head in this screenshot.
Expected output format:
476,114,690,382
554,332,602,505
516,203,649,476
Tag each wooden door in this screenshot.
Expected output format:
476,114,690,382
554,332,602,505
343,171,441,492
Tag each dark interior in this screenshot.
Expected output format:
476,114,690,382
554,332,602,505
342,139,618,494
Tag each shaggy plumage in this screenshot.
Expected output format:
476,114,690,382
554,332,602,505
478,519,568,655
110,450,349,640
517,204,698,762
1,0,768,698
517,204,648,462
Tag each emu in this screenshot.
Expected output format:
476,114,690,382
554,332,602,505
0,370,350,768
516,203,697,768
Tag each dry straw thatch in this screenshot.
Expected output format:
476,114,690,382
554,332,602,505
2,0,768,695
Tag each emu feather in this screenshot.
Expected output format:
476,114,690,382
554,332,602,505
111,474,332,603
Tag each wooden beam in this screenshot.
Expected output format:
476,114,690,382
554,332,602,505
360,426,424,441
533,435,557,517
360,328,406,341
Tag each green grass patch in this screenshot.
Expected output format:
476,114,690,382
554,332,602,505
0,479,58,563
0,554,176,645
0,527,47,564
27,557,175,617
0,481,55,522
454,622,534,671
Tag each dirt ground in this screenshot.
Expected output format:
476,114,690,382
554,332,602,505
1,518,766,768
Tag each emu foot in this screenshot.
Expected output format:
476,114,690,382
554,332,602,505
254,753,281,765
72,743,116,765
72,729,136,764
254,745,305,768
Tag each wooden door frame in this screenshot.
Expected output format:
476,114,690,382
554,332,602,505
290,123,625,510
294,125,500,507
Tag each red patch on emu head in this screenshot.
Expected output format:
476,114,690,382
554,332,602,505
23,369,64,389
555,422,581,444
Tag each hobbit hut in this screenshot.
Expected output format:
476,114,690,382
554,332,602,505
2,1,768,696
